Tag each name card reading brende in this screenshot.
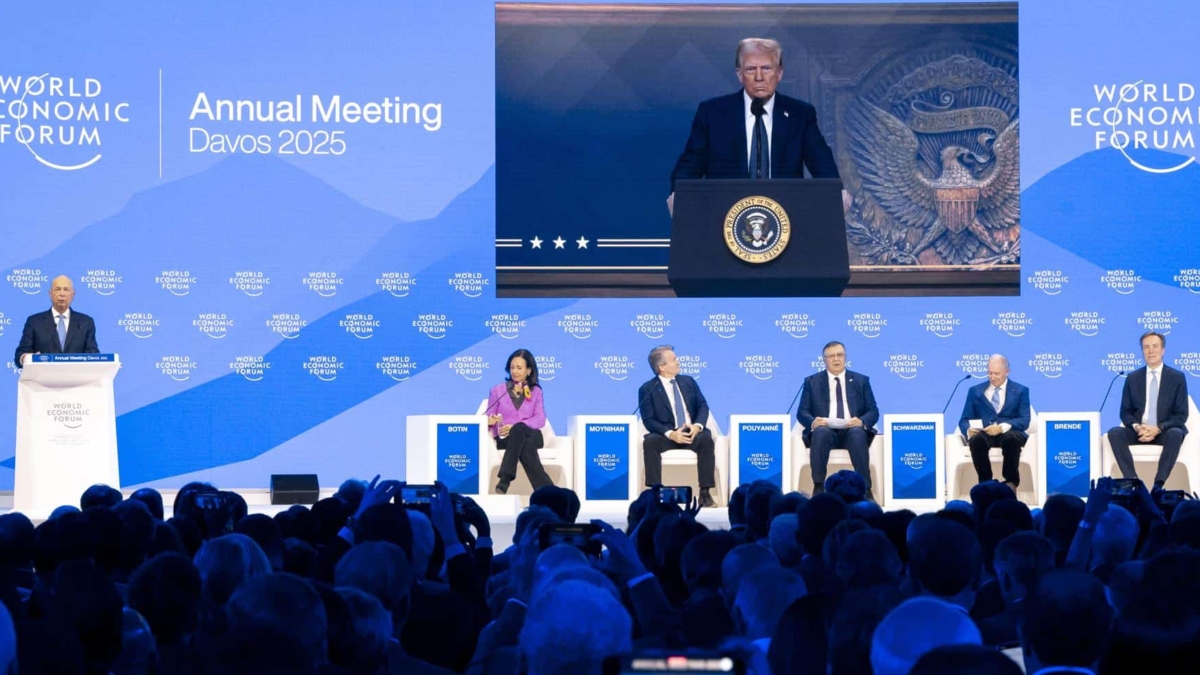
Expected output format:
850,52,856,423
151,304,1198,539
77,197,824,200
436,422,481,495
1043,419,1093,497
33,354,117,363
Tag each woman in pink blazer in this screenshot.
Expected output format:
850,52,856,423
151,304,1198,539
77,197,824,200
486,349,553,493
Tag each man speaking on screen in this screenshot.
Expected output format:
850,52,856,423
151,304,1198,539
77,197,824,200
667,38,844,215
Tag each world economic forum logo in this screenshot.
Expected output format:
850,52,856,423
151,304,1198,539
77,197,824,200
1070,81,1197,174
0,312,11,338
376,356,416,382
631,314,669,339
1139,310,1178,335
1101,352,1142,375
267,313,306,339
957,354,990,378
900,451,928,471
884,354,924,380
157,270,196,296
486,313,524,340
0,74,131,171
303,272,343,298
1065,311,1105,337
448,272,487,298
1029,353,1069,379
747,452,775,471
82,270,121,296
704,313,741,339
376,271,415,297
8,268,47,295
776,313,815,339
920,312,959,338
679,354,707,380
1100,269,1140,295
537,355,562,382
560,313,598,339
993,311,1033,337
1176,353,1200,378
593,453,621,471
594,355,634,382
48,402,89,429
739,355,779,381
1176,268,1200,294
1027,269,1068,295
340,313,379,339
194,313,233,339
230,356,270,382
155,356,197,382
119,313,159,339
413,314,452,339
449,356,487,382
1055,450,1082,470
848,313,886,338
304,356,344,382
229,271,269,297
444,454,472,472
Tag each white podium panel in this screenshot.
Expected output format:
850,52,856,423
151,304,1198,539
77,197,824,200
569,415,639,503
883,414,945,510
729,415,792,492
405,415,489,496
15,355,121,518
1038,412,1102,499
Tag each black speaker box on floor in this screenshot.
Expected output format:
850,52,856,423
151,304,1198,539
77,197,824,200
270,474,319,505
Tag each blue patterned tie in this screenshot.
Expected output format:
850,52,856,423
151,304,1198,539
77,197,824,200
56,313,67,352
835,377,845,419
1147,371,1159,426
671,379,687,429
991,387,1002,414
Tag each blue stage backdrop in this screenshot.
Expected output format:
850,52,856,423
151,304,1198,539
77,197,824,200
1,0,1198,491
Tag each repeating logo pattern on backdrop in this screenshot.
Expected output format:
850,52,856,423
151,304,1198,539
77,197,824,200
1065,311,1105,337
156,356,198,382
0,74,130,171
231,356,271,382
119,313,159,339
304,356,344,382
993,311,1033,337
82,270,121,296
449,356,487,382
1139,311,1178,335
704,313,741,339
631,314,669,339
594,356,635,382
740,355,779,380
8,269,47,295
1028,269,1068,295
560,313,598,339
230,272,270,297
158,271,196,296
376,272,415,298
920,312,958,338
776,313,815,339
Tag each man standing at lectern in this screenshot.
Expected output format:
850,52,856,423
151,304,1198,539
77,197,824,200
958,354,1031,492
1107,331,1190,490
639,345,717,507
14,275,99,367
667,37,842,214
797,341,879,501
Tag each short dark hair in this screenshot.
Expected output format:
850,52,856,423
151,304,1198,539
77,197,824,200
127,552,202,646
1023,569,1113,667
1040,494,1085,549
80,484,122,511
798,493,849,556
728,484,750,526
908,518,981,598
745,480,784,542
1140,330,1166,349
680,530,740,591
647,344,674,375
986,499,1033,531
994,531,1054,591
822,341,846,355
130,488,165,521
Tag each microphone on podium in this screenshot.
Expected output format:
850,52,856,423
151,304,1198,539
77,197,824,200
631,383,658,417
784,382,805,416
1099,371,1126,412
942,374,973,415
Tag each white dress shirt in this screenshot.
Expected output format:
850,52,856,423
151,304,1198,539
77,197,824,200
658,375,693,429
987,379,1012,433
1142,365,1164,425
743,91,775,175
826,371,851,420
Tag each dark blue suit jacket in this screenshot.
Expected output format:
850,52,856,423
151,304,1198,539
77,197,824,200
957,379,1032,439
14,308,99,366
639,375,710,437
1119,365,1189,433
796,370,879,445
669,90,840,192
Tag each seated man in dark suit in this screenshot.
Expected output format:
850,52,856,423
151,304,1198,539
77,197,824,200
797,341,880,501
958,354,1032,491
638,345,717,507
1107,331,1191,490
14,275,99,366
667,37,842,214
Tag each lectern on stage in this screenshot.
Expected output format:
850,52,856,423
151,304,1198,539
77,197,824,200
669,178,850,297
15,354,121,517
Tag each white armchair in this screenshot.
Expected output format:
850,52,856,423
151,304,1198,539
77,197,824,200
637,412,730,506
790,421,885,504
944,407,1039,505
475,399,575,495
1101,396,1199,491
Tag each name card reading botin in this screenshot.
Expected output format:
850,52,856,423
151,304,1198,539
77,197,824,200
436,423,480,495
738,423,784,489
890,423,938,500
585,423,631,501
